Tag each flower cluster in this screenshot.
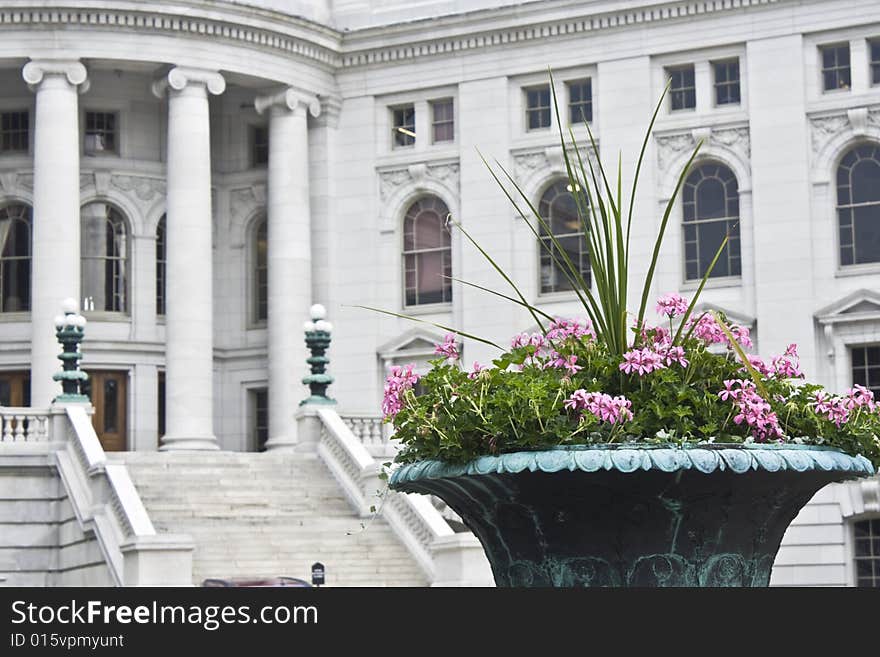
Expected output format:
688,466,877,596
434,333,460,360
718,379,783,441
382,292,880,468
545,318,595,341
565,390,633,425
743,344,803,380
812,385,876,427
656,293,688,318
382,364,421,420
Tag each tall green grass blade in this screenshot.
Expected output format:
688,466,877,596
443,276,556,323
711,310,770,400
353,305,503,351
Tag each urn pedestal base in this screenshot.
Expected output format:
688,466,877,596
390,445,874,587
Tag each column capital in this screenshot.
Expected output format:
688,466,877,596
22,59,88,91
151,66,226,99
254,87,321,118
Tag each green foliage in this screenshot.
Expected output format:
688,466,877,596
390,335,880,468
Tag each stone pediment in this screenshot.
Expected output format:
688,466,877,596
689,303,755,328
377,327,444,359
815,289,880,324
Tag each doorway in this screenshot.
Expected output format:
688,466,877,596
83,370,128,451
0,371,30,407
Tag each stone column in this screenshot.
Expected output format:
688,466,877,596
152,67,225,451
254,88,320,451
22,60,88,408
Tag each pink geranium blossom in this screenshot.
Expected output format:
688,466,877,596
468,362,485,380
382,364,421,420
545,318,595,341
656,293,689,318
434,333,460,360
565,390,633,425
619,348,665,376
717,379,783,442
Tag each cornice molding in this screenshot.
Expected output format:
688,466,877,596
339,0,782,67
0,0,784,70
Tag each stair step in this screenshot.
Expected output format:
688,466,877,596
115,451,428,587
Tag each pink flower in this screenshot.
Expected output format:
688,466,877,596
845,384,876,412
468,362,485,380
730,325,753,349
560,355,583,375
812,391,850,428
718,379,782,442
619,348,665,376
434,333,460,360
656,293,689,318
685,314,726,345
565,390,633,425
658,344,689,368
382,364,421,420
545,318,595,342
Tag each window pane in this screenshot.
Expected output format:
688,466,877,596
683,164,740,280
538,181,591,293
821,45,851,91
402,197,452,306
254,219,268,321
81,203,127,312
0,204,32,313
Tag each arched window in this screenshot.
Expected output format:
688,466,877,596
253,217,268,322
403,196,452,306
0,204,31,313
837,144,880,266
538,180,590,294
682,162,741,280
156,215,166,315
81,202,128,312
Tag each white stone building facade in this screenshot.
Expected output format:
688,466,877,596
0,0,878,586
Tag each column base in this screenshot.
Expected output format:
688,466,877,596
263,435,297,452
159,435,220,451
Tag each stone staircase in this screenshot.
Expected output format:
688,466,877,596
107,451,428,587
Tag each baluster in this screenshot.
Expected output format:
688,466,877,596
1,415,11,442
370,419,382,445
37,416,49,441
13,415,25,442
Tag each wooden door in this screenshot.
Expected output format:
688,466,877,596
83,371,128,452
0,371,30,407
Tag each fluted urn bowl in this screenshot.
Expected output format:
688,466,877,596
389,444,875,587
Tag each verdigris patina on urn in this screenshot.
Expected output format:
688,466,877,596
390,444,875,587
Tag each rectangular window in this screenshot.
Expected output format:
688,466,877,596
0,111,29,153
567,79,593,124
851,345,880,400
251,125,268,166
391,105,415,148
668,65,696,111
854,518,880,588
871,40,880,86
821,44,851,91
525,85,551,130
430,99,454,143
713,59,741,106
84,111,118,155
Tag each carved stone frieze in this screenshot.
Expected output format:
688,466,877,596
809,107,880,156
511,144,598,185
655,125,750,171
110,175,166,202
378,161,460,203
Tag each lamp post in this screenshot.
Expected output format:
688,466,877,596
301,304,335,406
52,298,89,403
